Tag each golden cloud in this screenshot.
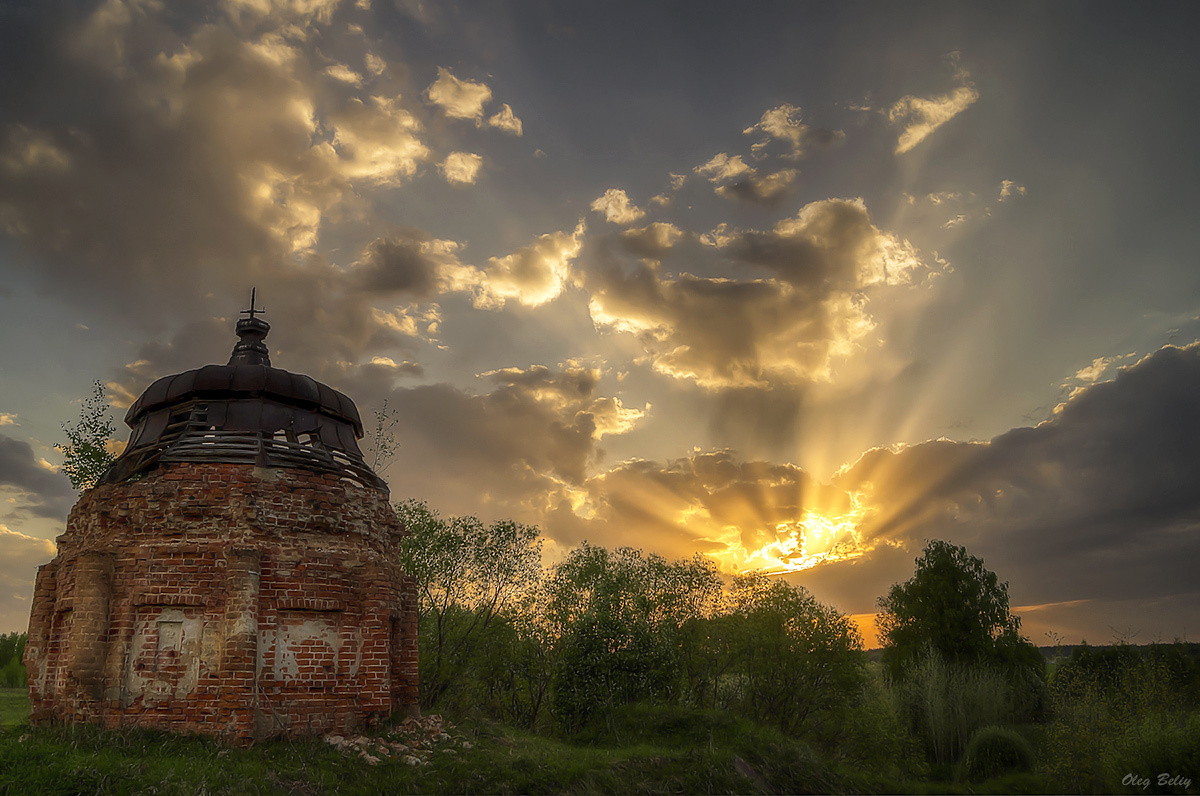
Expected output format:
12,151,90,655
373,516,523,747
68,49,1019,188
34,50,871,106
440,151,483,184
590,188,646,225
425,66,492,121
888,54,979,154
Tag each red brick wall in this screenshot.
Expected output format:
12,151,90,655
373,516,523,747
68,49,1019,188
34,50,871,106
24,463,419,744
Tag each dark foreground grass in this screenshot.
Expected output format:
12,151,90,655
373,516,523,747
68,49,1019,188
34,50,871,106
0,718,845,796
0,693,1063,795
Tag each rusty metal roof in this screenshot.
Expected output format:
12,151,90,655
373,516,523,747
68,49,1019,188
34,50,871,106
99,302,387,490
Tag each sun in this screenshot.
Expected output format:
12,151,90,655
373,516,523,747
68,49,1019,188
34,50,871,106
707,490,876,574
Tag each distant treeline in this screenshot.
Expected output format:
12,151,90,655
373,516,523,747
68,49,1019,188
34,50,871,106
0,632,26,688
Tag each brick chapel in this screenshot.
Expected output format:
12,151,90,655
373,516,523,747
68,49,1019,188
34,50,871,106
24,298,419,742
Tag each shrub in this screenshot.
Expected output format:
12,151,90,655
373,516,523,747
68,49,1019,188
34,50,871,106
893,647,1011,765
0,658,25,688
959,725,1034,782
1043,644,1200,792
1113,713,1200,794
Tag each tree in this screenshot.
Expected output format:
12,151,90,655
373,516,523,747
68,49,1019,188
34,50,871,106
725,572,866,734
55,380,116,490
393,498,543,710
542,544,720,730
366,398,401,475
876,540,1035,682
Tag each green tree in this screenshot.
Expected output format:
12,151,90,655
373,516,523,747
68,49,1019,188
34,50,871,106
876,540,1024,681
393,498,542,710
725,572,866,734
55,380,116,490
543,544,723,732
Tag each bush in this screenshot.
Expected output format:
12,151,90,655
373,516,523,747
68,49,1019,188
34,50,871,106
1113,713,1200,794
894,647,1012,765
1043,644,1200,792
0,658,25,689
959,725,1034,782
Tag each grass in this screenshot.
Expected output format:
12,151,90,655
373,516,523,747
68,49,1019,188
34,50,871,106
0,695,847,796
0,688,28,727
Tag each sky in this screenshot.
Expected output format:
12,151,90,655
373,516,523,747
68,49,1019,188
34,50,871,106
2,0,1200,646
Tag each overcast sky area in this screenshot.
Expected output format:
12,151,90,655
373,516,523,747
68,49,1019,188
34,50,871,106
3,0,1200,646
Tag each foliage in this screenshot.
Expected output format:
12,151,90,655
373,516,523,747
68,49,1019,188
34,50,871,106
542,544,721,732
877,540,1023,679
723,572,866,735
0,633,26,688
1042,642,1200,793
55,380,116,490
393,499,542,710
366,398,401,475
893,646,1013,765
958,725,1034,782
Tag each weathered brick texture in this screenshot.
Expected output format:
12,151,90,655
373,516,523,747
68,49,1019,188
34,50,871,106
24,463,419,744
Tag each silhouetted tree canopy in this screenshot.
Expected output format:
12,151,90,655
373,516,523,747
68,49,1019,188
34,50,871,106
876,540,1024,681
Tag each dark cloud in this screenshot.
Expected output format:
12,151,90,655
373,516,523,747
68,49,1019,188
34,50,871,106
583,198,931,390
385,362,644,516
835,343,1200,610
619,222,684,259
723,198,924,290
0,0,434,390
0,434,74,519
353,233,444,296
715,168,798,206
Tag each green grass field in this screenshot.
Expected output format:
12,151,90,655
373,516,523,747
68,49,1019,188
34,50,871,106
0,688,28,727
0,716,848,795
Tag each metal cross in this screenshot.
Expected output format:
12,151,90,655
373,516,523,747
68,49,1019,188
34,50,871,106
241,288,265,321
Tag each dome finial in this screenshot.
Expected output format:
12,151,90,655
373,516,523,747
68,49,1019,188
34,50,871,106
228,288,271,366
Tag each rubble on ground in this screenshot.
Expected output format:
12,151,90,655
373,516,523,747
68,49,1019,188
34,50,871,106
322,714,470,766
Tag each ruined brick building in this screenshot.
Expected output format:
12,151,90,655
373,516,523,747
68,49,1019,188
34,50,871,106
24,300,418,742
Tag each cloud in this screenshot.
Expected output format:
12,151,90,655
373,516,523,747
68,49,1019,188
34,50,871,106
0,434,75,519
586,199,930,389
833,343,1200,611
1072,354,1134,384
0,414,17,427
590,188,646,225
743,103,844,160
0,1,433,323
223,0,342,27
385,362,646,515
715,168,799,206
620,222,684,258
324,62,364,86
486,103,523,136
999,179,1027,201
467,223,587,308
888,53,979,154
540,450,862,569
425,66,492,121
695,153,751,183
352,230,466,297
0,525,56,633
440,151,483,184
364,52,386,75
695,151,800,206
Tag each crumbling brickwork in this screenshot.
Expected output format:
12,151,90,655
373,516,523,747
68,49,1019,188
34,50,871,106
24,462,418,743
